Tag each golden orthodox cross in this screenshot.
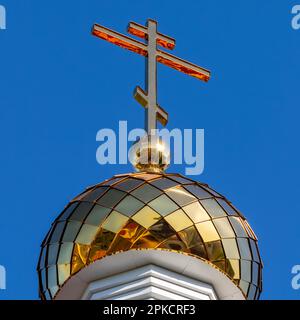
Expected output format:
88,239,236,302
92,19,211,135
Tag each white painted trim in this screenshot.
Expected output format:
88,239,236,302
55,250,244,300
83,264,216,300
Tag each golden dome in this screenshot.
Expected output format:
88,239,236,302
37,172,262,300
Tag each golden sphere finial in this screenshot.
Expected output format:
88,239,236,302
129,134,170,173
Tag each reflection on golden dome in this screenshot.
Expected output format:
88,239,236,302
37,172,262,300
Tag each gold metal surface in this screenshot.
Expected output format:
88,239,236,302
92,19,211,173
38,173,263,300
128,21,176,50
164,209,193,232
132,206,161,228
129,135,171,173
183,202,210,223
196,221,220,242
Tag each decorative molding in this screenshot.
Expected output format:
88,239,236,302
82,264,217,300
55,249,245,300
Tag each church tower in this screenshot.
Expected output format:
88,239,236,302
37,19,263,300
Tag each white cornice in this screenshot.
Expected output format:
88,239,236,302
55,249,244,300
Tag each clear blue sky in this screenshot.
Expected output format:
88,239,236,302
0,0,299,299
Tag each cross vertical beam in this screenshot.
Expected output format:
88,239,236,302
146,20,158,134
